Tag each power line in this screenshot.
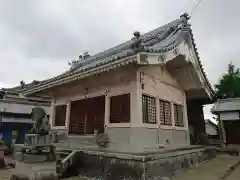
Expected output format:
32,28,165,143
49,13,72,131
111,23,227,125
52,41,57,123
190,0,204,16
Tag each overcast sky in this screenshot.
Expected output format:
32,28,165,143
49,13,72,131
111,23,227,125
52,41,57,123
0,0,239,121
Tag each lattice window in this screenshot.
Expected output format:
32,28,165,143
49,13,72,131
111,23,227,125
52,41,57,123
54,105,67,126
142,94,156,124
110,94,130,123
174,104,184,127
159,100,172,125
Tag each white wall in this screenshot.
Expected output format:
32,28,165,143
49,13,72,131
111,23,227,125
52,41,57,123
137,65,190,146
51,66,137,130
220,112,240,121
205,122,217,135
0,101,50,114
50,64,190,147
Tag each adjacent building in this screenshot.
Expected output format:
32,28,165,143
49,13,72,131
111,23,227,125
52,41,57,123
21,14,214,149
0,81,51,147
212,98,240,145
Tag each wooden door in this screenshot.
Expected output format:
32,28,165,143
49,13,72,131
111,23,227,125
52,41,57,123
54,105,67,126
69,99,87,135
226,121,240,144
69,96,105,135
86,96,105,134
92,96,105,134
86,98,95,134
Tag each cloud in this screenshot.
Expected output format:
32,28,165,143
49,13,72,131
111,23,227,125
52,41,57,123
1,0,240,118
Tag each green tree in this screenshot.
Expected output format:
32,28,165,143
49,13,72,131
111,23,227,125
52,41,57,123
215,63,240,99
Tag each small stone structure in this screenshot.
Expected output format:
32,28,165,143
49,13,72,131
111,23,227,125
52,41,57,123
14,133,56,162
95,129,110,148
10,172,58,180
13,107,57,162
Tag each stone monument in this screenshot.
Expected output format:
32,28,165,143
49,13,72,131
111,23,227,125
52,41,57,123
14,107,57,162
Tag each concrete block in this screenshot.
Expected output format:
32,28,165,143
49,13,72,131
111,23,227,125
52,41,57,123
23,153,48,163
14,151,24,161
10,174,30,180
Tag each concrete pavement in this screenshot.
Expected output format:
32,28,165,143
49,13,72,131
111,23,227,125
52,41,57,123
226,164,240,180
172,154,240,180
1,154,240,180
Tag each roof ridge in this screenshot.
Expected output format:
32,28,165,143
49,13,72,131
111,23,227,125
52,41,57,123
71,16,188,72
23,13,202,94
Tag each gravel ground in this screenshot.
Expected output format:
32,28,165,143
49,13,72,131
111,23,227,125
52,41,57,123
172,154,240,180
226,163,240,180
1,154,239,180
0,157,90,180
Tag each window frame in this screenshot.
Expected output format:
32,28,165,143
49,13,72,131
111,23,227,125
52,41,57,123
54,104,67,127
109,93,131,124
173,103,184,127
159,98,172,126
142,93,157,124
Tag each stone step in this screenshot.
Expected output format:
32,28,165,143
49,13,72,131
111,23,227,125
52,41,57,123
56,152,71,160
56,150,73,163
55,135,97,149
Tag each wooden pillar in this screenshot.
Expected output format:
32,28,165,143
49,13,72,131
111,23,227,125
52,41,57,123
104,90,109,131
65,100,71,133
50,99,55,127
136,71,142,125
187,101,206,144
171,102,176,145
183,93,190,144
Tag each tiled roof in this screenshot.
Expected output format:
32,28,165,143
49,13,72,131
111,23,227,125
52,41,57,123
0,81,51,100
1,81,41,93
0,80,49,96
212,98,240,113
22,13,214,95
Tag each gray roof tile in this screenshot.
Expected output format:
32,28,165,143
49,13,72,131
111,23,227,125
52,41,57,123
20,13,214,95
212,98,240,112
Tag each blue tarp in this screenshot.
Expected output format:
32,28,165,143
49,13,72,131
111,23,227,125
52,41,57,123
0,122,33,148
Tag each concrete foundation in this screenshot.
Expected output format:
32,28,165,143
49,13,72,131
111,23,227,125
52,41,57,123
13,144,55,163
63,146,216,180
107,127,189,149
14,152,54,163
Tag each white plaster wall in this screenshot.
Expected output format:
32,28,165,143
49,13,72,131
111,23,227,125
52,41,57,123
139,65,184,104
0,101,50,115
107,127,131,145
175,130,189,146
50,64,190,147
137,65,190,146
51,66,137,130
219,112,240,121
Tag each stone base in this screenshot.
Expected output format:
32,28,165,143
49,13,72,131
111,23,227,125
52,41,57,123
14,152,55,163
13,144,56,163
23,153,49,163
67,146,216,180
